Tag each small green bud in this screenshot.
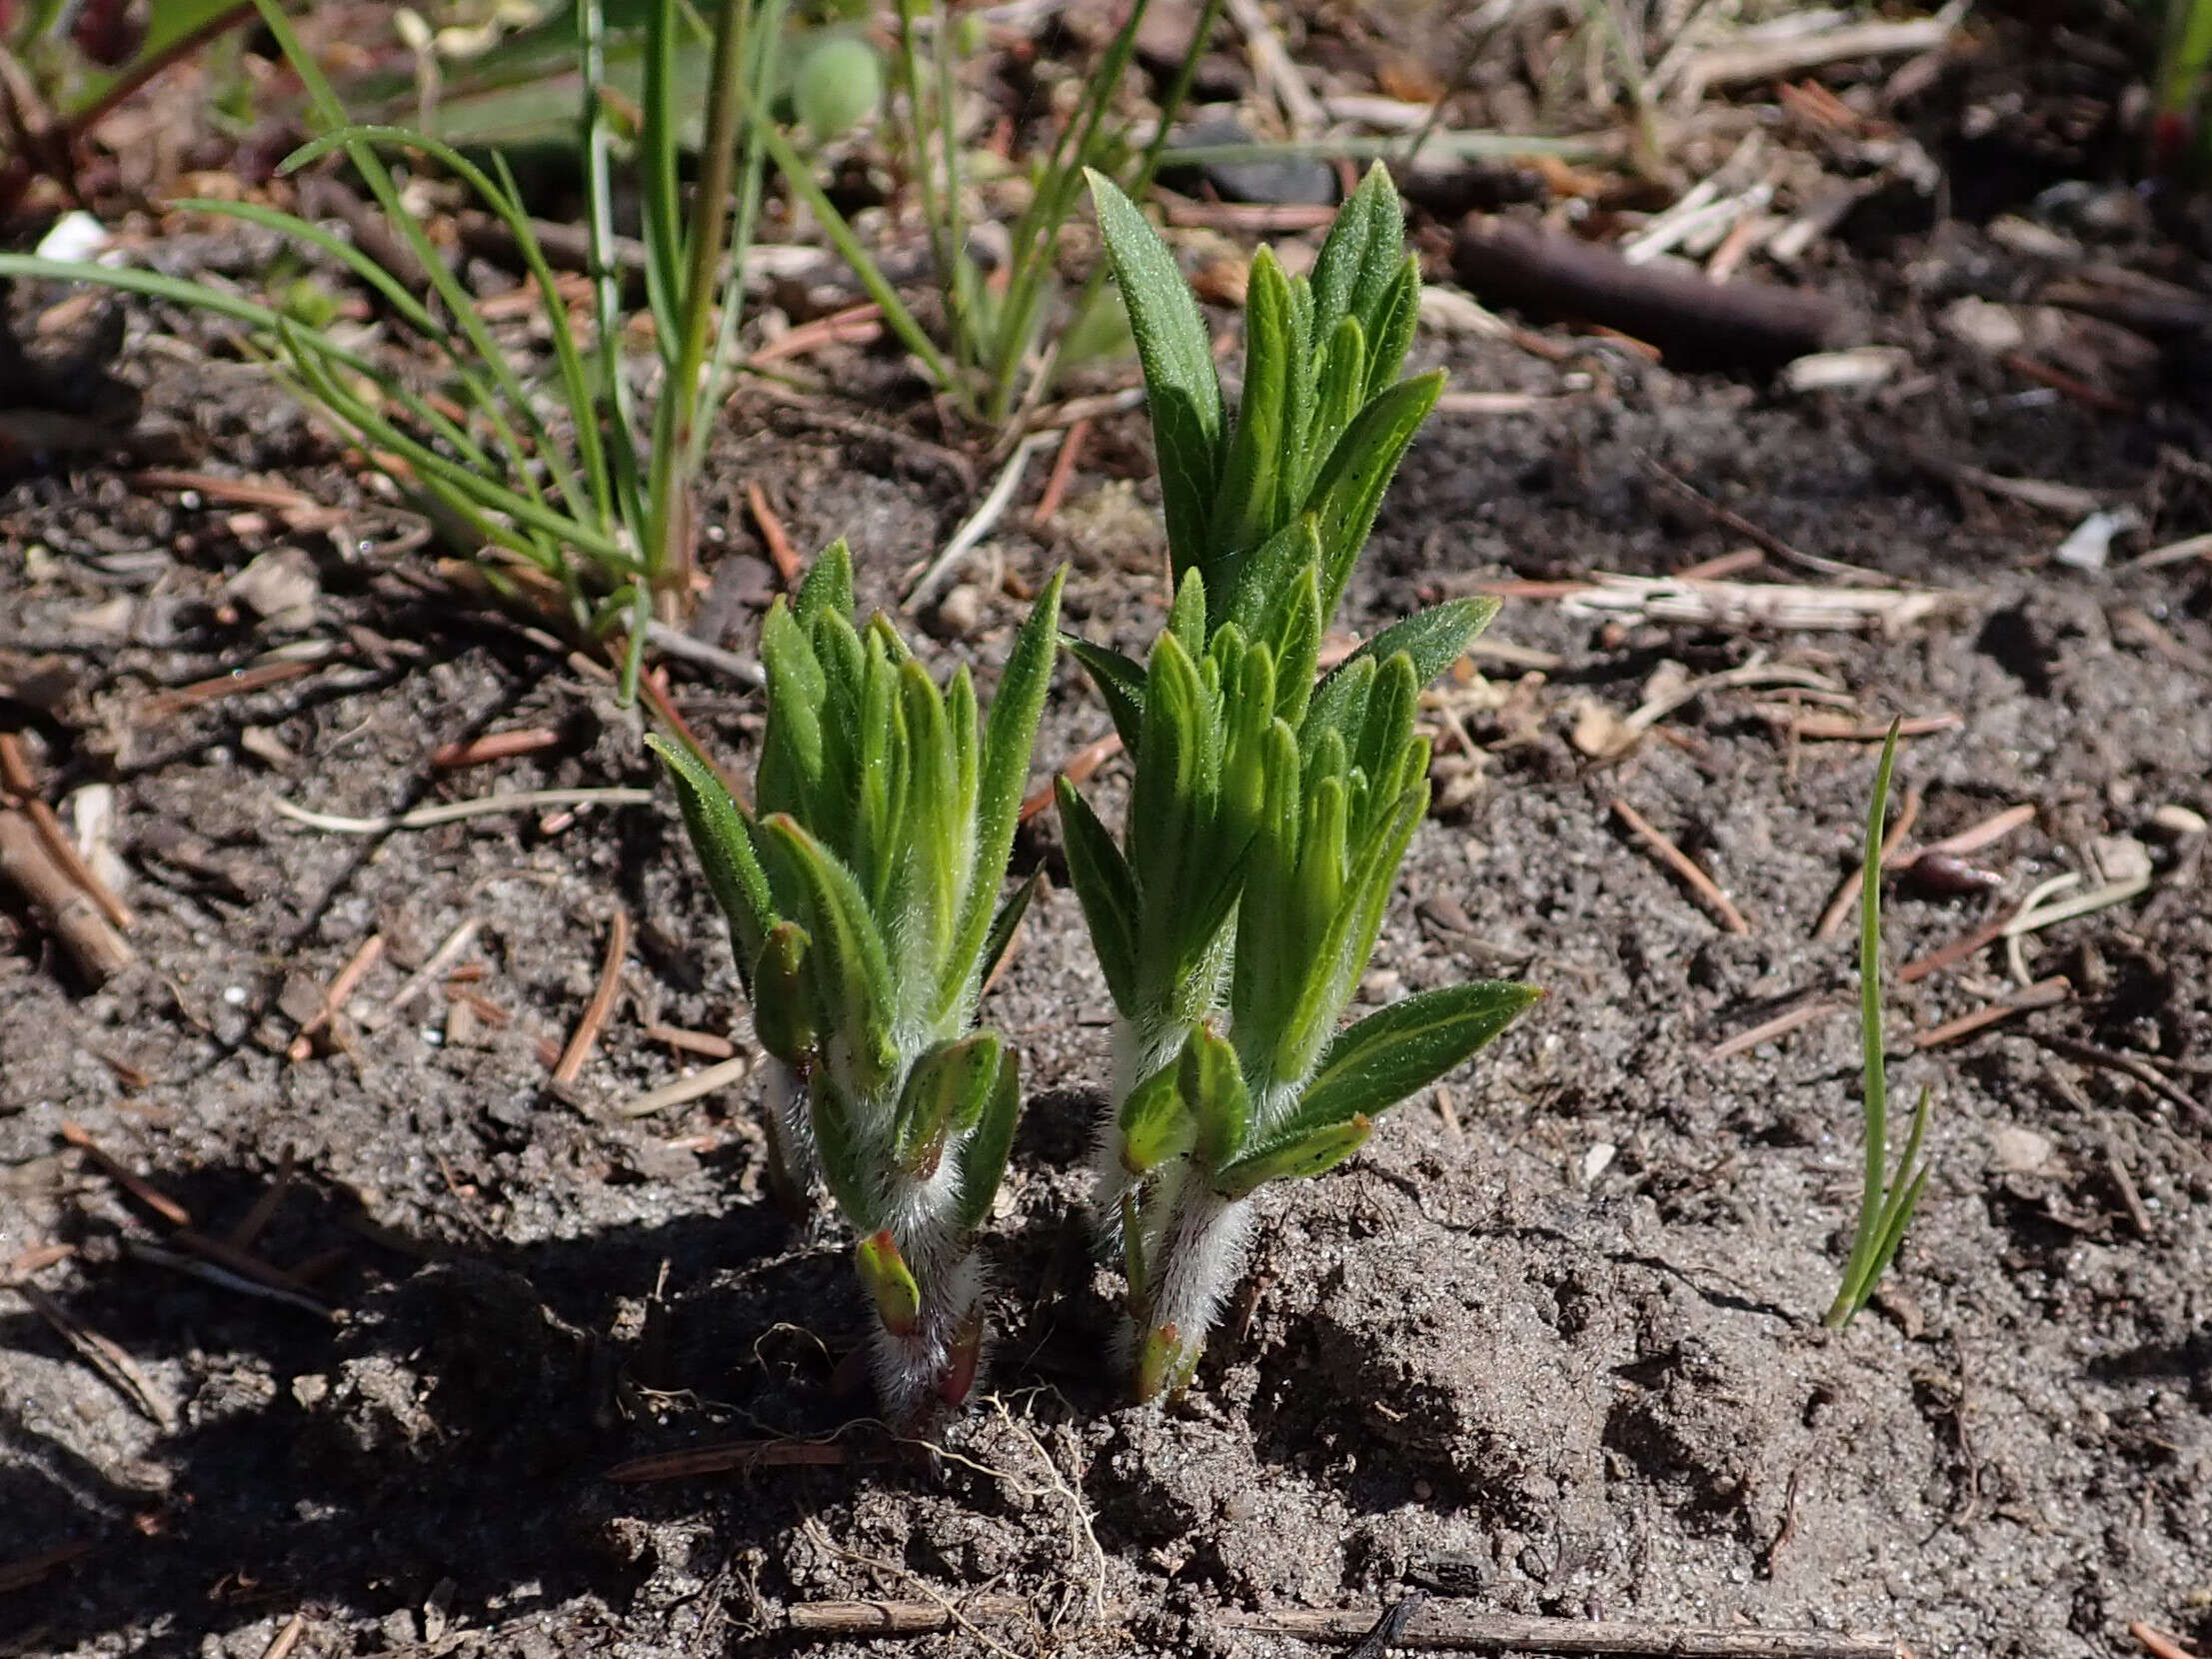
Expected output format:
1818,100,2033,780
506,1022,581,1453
793,34,881,143
855,1229,921,1337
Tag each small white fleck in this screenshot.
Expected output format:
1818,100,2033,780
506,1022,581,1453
222,985,248,1005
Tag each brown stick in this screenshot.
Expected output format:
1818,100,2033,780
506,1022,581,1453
1030,417,1091,529
1919,803,2036,859
643,1022,738,1059
1610,798,1751,934
1708,997,1849,1061
1898,909,2014,985
0,1538,95,1594
19,1281,175,1428
227,1147,297,1250
2131,1624,2200,1659
1216,1605,1900,1657
0,809,134,981
1813,784,1922,942
1022,734,1122,825
257,1613,309,1659
287,934,386,1061
746,303,884,367
783,1596,1031,1636
605,1437,858,1481
1905,976,2069,1051
429,729,563,770
2035,1035,2210,1125
140,659,320,720
748,481,804,588
553,909,631,1085
1792,715,1961,742
59,1120,191,1225
1452,216,1843,373
0,733,131,928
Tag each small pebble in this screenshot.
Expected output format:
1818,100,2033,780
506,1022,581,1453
2151,804,2207,836
222,984,248,1005
935,583,988,639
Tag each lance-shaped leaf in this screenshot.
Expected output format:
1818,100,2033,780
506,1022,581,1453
1327,597,1500,697
890,659,961,996
762,814,900,1095
1351,654,1419,805
1165,565,1208,655
1269,782,1428,1092
1179,1023,1250,1172
750,920,816,1068
1308,370,1445,625
647,734,776,984
757,600,830,819
1298,316,1368,507
794,538,855,627
1361,257,1420,402
977,869,1042,998
951,1038,1023,1233
1208,245,1294,590
1292,981,1540,1131
1126,630,1213,961
944,567,1066,1019
855,1229,921,1337
1309,161,1402,351
1063,635,1147,756
1088,170,1224,582
1212,1114,1371,1199
894,1032,1007,1178
1055,776,1141,1014
1117,1049,1195,1174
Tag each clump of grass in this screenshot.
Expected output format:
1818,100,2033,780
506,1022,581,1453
1056,165,1540,1401
766,0,1223,428
0,0,780,703
649,543,1065,1416
1825,718,1934,1330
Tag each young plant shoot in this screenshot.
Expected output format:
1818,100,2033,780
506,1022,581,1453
1059,166,1540,1400
650,544,1065,1414
1824,719,1934,1329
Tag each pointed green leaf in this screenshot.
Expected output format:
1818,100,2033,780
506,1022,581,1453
1221,515,1321,641
1064,635,1148,756
949,567,1067,1014
1309,161,1397,351
1330,597,1500,694
1213,1114,1372,1199
1055,777,1141,1014
750,920,817,1068
1300,315,1368,506
1362,256,1420,401
952,1040,1023,1234
757,600,829,820
1293,981,1540,1130
1208,245,1293,584
761,814,900,1095
1118,1049,1196,1174
1088,169,1224,581
1166,565,1207,655
647,734,777,984
1308,370,1445,624
1180,1022,1250,1171
1270,782,1427,1092
855,1229,922,1336
894,1032,1006,1178
795,538,855,626
1301,653,1374,752
978,868,1043,998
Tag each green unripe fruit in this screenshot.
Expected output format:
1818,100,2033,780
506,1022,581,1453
793,34,881,142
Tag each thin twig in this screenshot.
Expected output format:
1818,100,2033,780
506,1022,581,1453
0,1539,95,1594
748,481,804,588
605,1437,862,1481
1637,457,1901,586
783,1597,1031,1637
1610,798,1751,933
2034,1035,2209,1125
59,1120,191,1225
122,1240,334,1318
0,809,133,981
553,909,631,1085
272,788,656,834
381,916,484,1017
288,933,386,1060
642,620,765,688
139,658,321,719
1031,417,1091,529
1814,786,1922,941
1022,734,1122,824
1904,976,2069,1052
643,1022,738,1059
429,729,563,770
1215,1604,1901,1656
1708,997,1849,1060
2131,1625,2198,1659
227,1147,297,1251
17,1282,175,1429
906,433,1054,611
0,732,131,928
615,1053,751,1118
258,1613,309,1659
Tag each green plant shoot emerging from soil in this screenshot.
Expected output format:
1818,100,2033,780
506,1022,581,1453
1825,718,1934,1329
650,544,1065,1415
1059,166,1540,1400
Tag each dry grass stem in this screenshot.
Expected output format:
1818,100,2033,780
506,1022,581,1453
1611,797,1752,934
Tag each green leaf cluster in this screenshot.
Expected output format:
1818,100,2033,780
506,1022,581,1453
649,543,1063,1409
1061,168,1540,1399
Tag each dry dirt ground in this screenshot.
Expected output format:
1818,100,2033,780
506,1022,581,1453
4,193,2212,1659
